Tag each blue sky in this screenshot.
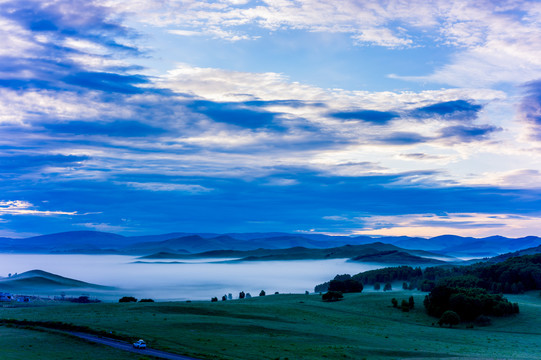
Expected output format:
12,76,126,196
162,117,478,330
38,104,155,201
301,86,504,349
2,0,541,238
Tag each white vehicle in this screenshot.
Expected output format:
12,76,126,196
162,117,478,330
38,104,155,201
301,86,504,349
133,339,147,349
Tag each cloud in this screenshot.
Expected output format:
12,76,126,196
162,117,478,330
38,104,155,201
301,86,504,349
439,124,501,142
379,132,430,145
122,182,213,193
43,120,166,137
0,154,88,172
399,153,445,161
0,200,77,216
342,212,541,238
328,109,398,125
187,100,279,129
518,79,541,140
411,100,482,121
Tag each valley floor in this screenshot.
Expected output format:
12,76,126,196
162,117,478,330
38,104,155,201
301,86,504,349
1,291,540,360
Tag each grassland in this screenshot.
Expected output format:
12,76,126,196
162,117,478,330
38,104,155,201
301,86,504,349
0,326,144,360
1,291,540,360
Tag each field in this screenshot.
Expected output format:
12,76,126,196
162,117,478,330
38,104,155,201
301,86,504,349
1,291,540,360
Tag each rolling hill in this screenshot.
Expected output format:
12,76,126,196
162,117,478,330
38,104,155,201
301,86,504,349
0,270,112,290
140,242,451,264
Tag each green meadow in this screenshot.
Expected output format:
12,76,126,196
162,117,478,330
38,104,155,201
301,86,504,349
0,326,142,360
1,291,540,360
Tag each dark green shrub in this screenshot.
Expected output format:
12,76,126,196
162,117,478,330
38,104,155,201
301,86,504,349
322,291,343,302
119,296,137,303
438,310,460,327
401,299,410,312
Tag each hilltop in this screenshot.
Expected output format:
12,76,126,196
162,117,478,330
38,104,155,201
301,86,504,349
0,270,112,291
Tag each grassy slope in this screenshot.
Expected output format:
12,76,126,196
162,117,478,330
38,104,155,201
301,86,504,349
0,326,142,360
1,292,540,360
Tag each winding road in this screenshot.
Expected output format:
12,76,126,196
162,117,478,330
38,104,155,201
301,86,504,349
68,331,203,360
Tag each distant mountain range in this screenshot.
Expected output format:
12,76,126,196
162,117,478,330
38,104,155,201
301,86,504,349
0,230,540,259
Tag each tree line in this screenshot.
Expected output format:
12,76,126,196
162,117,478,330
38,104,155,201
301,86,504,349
315,254,541,295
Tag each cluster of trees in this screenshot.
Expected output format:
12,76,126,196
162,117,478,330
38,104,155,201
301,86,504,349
423,285,519,322
212,290,269,302
118,296,137,303
118,296,154,303
392,296,414,312
328,275,363,293
353,266,423,286
316,254,541,296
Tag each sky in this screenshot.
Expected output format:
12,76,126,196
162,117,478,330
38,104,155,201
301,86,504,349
2,0,541,238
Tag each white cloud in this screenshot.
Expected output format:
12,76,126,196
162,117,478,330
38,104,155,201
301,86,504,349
0,200,78,216
122,182,213,192
325,212,541,238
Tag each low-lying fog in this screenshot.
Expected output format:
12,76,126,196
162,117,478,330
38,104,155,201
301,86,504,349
0,254,385,301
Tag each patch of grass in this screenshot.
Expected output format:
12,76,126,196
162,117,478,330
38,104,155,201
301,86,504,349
0,326,141,360
1,292,540,359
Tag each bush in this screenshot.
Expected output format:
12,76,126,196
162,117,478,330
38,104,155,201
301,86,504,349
383,282,392,291
211,297,218,302
139,299,154,302
322,291,343,302
391,298,398,308
374,282,380,291
438,310,460,327
119,296,137,303
401,299,410,312
408,296,414,309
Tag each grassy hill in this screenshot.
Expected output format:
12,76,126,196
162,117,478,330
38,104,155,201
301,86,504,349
0,270,111,290
1,292,539,359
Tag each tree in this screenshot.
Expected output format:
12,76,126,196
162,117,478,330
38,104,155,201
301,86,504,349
119,296,137,303
374,282,381,291
322,291,343,302
222,295,227,301
401,299,410,312
259,290,266,296
239,291,245,299
211,297,218,302
408,296,414,309
403,282,408,290
438,310,460,327
383,282,392,291
139,298,154,302
391,298,398,308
